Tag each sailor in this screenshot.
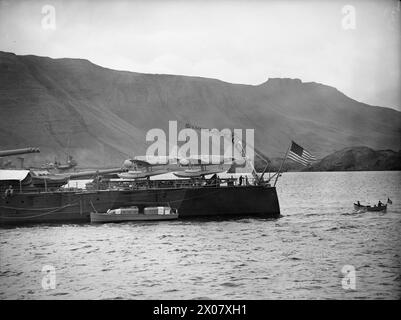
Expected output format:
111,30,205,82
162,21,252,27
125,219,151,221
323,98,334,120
378,200,383,207
146,175,151,188
239,175,243,186
4,185,14,198
245,176,249,185
357,201,361,206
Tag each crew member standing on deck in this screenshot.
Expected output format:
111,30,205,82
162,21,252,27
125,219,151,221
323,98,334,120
4,185,14,197
239,175,243,186
146,175,151,188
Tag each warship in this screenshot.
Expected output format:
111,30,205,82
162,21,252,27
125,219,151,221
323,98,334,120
0,170,280,225
0,140,281,225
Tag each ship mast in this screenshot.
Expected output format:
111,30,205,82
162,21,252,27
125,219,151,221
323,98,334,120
184,123,267,184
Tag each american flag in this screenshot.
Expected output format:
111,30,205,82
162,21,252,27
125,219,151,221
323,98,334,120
287,141,316,166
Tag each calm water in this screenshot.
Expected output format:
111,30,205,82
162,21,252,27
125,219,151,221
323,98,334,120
0,171,400,299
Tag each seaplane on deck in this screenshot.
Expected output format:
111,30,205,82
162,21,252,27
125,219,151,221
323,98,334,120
117,154,244,180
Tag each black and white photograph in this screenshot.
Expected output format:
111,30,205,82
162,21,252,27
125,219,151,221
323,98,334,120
0,0,400,305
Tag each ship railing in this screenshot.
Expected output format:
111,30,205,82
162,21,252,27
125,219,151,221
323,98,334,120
1,176,271,195
95,176,271,191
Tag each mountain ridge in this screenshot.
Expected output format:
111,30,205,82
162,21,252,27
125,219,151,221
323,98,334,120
303,146,401,171
0,51,400,167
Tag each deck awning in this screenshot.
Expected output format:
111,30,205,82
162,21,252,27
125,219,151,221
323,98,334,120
0,170,31,181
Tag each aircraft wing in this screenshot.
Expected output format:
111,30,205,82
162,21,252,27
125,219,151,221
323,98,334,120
118,169,169,179
130,156,177,167
173,168,225,178
181,155,242,165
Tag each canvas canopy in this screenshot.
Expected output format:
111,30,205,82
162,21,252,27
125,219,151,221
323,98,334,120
0,170,31,181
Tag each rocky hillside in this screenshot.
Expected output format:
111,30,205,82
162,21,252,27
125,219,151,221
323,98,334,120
304,146,401,171
0,51,400,167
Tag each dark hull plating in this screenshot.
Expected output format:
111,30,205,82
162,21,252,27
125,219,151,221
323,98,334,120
0,186,280,224
179,186,280,217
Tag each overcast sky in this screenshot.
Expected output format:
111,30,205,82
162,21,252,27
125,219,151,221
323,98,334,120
0,0,400,110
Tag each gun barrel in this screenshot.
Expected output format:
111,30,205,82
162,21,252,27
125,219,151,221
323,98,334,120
0,147,40,157
68,168,127,180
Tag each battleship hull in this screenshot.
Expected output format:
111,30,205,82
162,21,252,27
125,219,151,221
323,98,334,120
0,186,280,225
0,188,186,225
179,185,280,217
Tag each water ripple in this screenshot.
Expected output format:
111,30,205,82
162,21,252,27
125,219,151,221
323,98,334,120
0,171,400,299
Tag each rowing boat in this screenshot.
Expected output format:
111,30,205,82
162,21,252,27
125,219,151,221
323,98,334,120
353,203,387,212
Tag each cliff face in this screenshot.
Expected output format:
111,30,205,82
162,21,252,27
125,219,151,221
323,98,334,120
0,51,400,167
304,146,401,171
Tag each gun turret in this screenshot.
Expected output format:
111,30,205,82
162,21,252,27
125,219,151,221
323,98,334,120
0,147,40,157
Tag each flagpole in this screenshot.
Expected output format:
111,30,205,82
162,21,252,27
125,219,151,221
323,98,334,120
259,162,270,181
273,141,291,187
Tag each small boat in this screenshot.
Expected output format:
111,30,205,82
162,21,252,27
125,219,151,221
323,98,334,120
90,206,178,223
353,203,387,212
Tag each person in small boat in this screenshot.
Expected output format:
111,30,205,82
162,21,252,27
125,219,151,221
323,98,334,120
357,201,361,206
378,200,383,207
